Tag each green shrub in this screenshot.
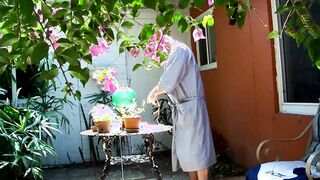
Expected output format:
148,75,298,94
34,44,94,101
0,105,58,179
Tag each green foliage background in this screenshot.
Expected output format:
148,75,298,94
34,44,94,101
0,0,250,98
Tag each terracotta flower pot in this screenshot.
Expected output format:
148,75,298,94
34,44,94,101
123,116,141,129
91,125,98,132
95,121,111,133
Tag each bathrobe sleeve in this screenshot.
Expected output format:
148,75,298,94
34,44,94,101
158,46,189,94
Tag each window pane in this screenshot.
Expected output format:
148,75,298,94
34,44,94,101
0,70,12,100
280,2,320,103
207,26,216,63
198,26,208,66
17,65,45,98
0,66,45,100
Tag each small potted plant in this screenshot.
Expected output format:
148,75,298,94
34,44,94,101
89,104,118,133
116,99,146,132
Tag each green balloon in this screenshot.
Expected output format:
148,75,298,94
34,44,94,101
112,87,137,107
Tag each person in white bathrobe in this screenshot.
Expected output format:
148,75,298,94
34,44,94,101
147,36,216,180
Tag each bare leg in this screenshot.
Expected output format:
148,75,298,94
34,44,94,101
188,172,198,180
196,168,209,180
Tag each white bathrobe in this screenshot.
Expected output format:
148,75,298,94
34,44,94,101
158,39,217,172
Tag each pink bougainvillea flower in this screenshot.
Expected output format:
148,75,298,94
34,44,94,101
149,35,158,41
110,68,117,77
49,33,58,42
142,33,172,67
164,42,171,51
98,26,104,34
102,78,117,93
89,39,110,57
109,83,117,93
149,51,156,58
53,43,59,50
160,36,166,43
92,67,119,93
151,55,160,62
192,28,206,42
148,44,156,52
98,39,110,52
34,3,44,22
47,27,62,50
89,44,101,57
144,49,149,57
52,7,63,15
129,47,140,58
102,78,111,92
208,0,214,6
34,31,40,38
34,4,41,14
157,44,164,51
48,28,60,43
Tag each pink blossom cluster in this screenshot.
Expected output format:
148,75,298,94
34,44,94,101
34,3,45,23
140,34,172,63
34,3,65,49
89,104,117,121
191,0,213,42
89,39,110,57
48,27,61,49
129,47,140,58
92,67,119,93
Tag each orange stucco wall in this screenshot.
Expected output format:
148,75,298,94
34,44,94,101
190,0,312,168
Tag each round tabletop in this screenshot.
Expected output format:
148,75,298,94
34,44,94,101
80,123,172,137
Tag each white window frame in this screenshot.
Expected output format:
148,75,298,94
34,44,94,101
195,10,217,71
271,0,319,115
0,68,37,107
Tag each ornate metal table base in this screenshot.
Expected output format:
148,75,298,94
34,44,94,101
80,125,172,180
101,136,115,180
100,133,162,180
143,133,162,179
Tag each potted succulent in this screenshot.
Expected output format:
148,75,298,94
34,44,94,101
116,99,146,132
89,104,118,133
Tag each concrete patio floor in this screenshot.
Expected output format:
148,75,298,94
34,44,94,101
44,152,245,180
44,164,244,180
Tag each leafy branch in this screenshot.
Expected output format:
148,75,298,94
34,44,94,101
269,0,320,68
0,0,251,100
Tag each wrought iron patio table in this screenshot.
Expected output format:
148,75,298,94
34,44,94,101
80,124,172,180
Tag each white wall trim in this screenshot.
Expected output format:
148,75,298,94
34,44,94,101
271,0,318,116
199,62,217,71
281,103,318,115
